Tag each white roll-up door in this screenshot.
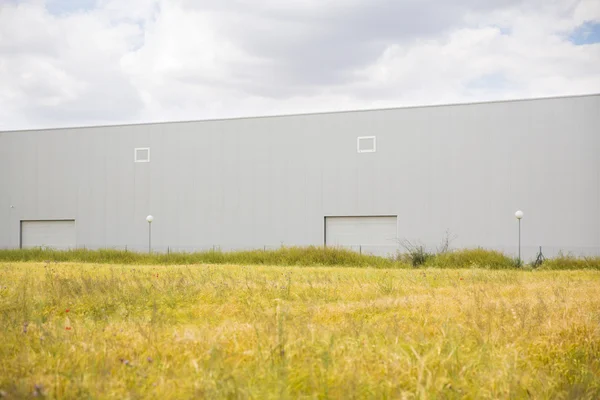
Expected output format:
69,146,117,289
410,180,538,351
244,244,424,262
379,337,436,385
325,216,397,256
21,220,76,250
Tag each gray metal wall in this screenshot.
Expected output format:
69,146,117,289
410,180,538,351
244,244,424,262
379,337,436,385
1,94,599,260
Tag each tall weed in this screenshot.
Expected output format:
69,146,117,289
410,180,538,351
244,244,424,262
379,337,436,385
540,254,600,270
426,248,517,269
0,246,408,269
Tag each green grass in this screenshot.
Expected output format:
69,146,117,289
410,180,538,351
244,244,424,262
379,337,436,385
1,247,598,270
0,246,403,268
540,254,600,270
0,262,599,398
425,248,518,269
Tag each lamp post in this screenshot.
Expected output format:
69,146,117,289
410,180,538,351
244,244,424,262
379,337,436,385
515,210,523,265
146,215,154,253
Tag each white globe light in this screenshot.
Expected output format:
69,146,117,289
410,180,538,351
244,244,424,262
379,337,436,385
146,215,154,223
515,210,523,220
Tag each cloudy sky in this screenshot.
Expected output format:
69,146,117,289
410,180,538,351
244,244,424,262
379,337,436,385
0,0,599,130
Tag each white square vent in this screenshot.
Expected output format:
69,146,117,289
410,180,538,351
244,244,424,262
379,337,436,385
357,136,376,153
134,147,150,162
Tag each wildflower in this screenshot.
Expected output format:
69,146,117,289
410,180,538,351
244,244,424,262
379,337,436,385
65,327,72,331
65,309,70,313
460,278,464,280
32,384,44,397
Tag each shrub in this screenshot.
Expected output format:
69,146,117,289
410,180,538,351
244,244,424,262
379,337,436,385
396,240,434,267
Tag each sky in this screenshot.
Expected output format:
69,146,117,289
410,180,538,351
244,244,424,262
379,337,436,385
0,0,599,131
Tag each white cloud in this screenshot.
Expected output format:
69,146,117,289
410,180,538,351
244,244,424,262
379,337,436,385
355,22,600,106
0,0,599,130
0,0,145,128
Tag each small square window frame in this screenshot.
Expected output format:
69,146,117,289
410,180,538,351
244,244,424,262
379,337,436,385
357,136,376,153
134,147,150,163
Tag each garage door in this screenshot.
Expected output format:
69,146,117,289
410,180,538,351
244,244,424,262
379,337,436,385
21,220,76,250
325,216,397,256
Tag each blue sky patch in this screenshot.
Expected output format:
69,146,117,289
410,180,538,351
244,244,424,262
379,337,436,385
569,21,600,45
467,73,510,91
45,0,97,16
495,25,512,36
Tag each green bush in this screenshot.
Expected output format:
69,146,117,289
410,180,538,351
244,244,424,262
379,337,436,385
540,255,600,270
425,248,517,269
396,246,434,267
396,240,435,267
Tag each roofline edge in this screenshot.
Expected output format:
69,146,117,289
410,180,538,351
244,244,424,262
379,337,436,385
2,91,599,134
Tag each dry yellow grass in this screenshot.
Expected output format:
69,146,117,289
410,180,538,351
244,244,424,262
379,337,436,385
0,262,599,399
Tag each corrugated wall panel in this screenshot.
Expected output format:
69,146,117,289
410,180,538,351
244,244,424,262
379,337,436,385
0,94,599,259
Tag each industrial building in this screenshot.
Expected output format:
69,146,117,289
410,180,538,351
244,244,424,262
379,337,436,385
1,93,599,260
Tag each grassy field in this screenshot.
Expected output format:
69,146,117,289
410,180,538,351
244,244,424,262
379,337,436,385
1,262,599,399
